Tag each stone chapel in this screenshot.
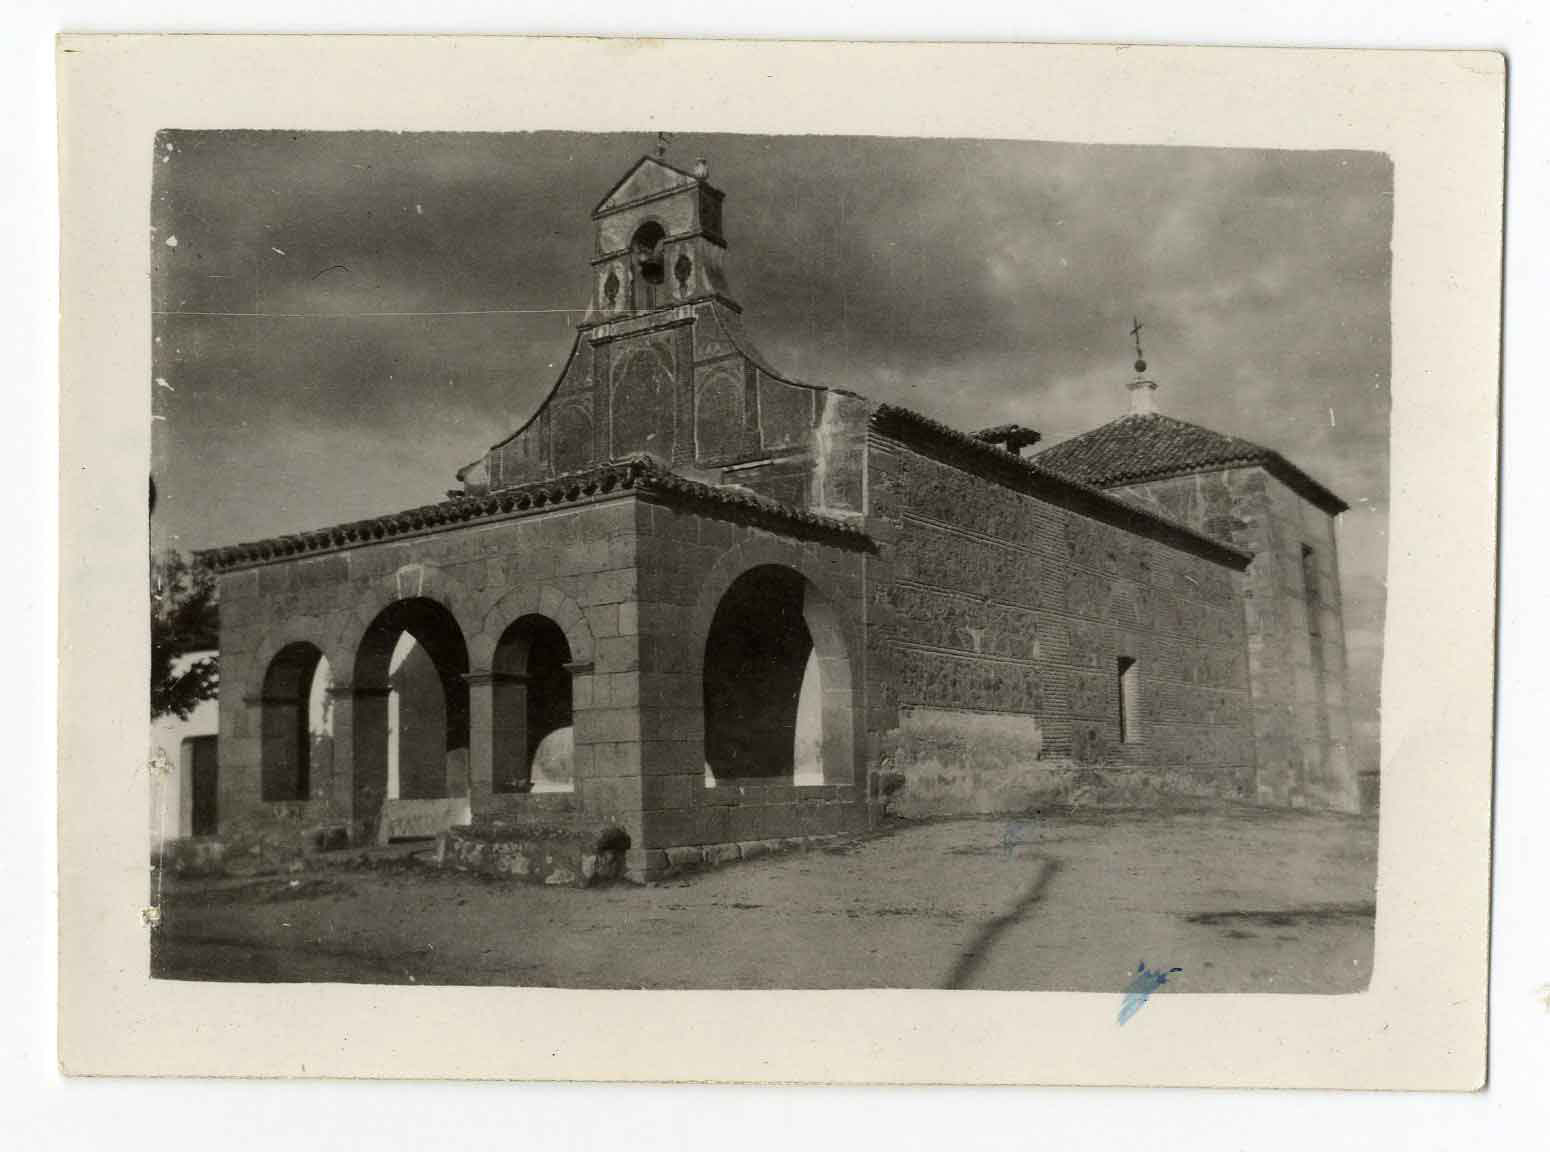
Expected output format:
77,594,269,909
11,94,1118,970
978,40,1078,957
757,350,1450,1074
198,153,1358,879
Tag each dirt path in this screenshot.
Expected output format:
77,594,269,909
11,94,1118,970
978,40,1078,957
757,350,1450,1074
152,807,1376,993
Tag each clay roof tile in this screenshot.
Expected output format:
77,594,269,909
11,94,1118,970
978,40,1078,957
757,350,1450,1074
1034,413,1347,515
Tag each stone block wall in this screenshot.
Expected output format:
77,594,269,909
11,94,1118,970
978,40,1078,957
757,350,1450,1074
865,436,1257,815
627,499,872,875
213,493,645,844
1109,467,1359,812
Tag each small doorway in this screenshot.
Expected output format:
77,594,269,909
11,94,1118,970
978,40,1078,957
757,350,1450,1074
186,734,219,836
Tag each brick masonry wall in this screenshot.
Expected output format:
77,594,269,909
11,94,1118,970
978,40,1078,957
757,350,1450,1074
1109,467,1359,812
866,436,1257,815
214,494,644,843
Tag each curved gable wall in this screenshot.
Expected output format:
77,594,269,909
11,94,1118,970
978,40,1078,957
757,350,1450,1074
464,301,869,518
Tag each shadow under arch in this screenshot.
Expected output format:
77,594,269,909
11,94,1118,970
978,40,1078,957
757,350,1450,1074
351,596,471,832
701,563,856,786
491,613,575,794
259,641,332,803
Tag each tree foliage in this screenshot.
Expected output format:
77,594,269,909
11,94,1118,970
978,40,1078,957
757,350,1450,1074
151,550,220,720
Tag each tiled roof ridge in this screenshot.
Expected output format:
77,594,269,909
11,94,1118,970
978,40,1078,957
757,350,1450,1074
869,404,1254,570
1036,411,1347,515
629,457,870,543
197,455,867,573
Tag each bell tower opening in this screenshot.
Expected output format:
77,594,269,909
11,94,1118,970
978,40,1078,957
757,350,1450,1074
632,221,666,284
631,220,666,309
589,152,732,318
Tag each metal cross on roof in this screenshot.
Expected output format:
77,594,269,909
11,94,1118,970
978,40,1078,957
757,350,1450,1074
655,131,670,158
1131,315,1145,360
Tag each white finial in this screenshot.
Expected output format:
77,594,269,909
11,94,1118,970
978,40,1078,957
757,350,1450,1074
1128,377,1158,415
693,156,709,180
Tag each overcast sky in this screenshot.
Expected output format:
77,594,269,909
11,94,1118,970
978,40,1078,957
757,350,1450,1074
150,131,1391,749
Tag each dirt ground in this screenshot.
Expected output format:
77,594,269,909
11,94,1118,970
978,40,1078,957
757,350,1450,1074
151,806,1376,993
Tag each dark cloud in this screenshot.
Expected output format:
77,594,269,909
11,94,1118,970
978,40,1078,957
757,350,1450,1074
151,132,1390,765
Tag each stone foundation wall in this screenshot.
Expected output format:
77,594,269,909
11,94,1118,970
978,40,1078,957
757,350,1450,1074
867,436,1256,814
438,816,629,887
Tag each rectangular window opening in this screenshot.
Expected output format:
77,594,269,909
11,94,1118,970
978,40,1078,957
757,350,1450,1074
1117,656,1141,744
1301,543,1322,639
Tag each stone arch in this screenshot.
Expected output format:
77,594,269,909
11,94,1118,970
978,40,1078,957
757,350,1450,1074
489,615,576,794
350,596,472,829
247,617,344,703
471,583,595,672
333,563,479,671
258,640,333,804
692,540,860,787
630,217,667,288
688,537,861,671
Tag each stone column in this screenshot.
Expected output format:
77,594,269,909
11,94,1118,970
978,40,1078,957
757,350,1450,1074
465,670,532,812
324,682,355,821
345,685,392,843
563,659,595,795
238,692,268,799
494,674,531,793
211,692,258,835
464,670,494,805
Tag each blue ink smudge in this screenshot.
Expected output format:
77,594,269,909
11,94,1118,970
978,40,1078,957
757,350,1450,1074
1118,960,1182,1025
1000,821,1033,857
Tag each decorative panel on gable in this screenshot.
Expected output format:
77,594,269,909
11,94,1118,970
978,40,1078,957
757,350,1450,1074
552,403,595,474
694,362,745,463
610,343,676,460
